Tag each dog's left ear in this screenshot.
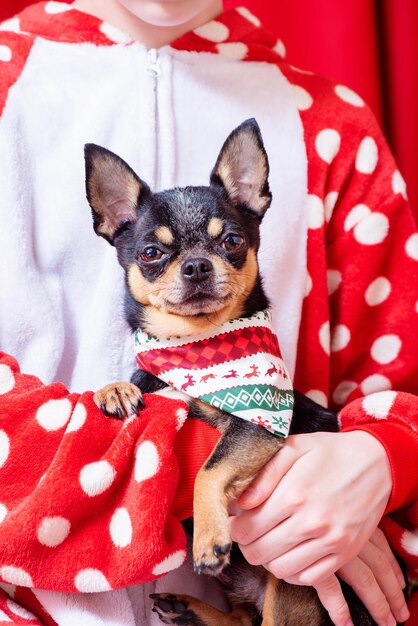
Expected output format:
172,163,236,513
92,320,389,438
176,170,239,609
210,118,272,218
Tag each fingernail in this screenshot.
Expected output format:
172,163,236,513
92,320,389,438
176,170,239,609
345,620,354,626
386,618,396,626
398,606,410,622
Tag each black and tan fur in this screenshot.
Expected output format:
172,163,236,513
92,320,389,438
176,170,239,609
84,120,382,625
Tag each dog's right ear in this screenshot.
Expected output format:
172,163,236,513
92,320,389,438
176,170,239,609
84,144,149,244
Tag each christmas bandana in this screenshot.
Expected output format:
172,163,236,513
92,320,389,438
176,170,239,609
135,311,294,437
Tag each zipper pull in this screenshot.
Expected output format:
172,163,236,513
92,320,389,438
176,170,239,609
147,48,160,77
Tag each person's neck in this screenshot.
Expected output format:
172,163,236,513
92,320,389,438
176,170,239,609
72,0,223,48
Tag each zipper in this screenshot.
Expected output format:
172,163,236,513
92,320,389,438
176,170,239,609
147,48,161,189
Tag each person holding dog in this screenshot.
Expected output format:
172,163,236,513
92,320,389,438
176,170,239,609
0,0,417,624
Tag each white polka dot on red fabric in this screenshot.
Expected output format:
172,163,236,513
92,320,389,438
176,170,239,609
305,389,328,407
355,137,378,174
307,194,324,229
110,507,132,548
332,380,357,405
66,402,87,433
315,129,341,164
74,569,111,592
135,440,159,483
292,85,313,111
99,22,131,44
0,18,20,33
360,374,392,395
305,271,313,297
324,191,338,222
344,204,370,232
194,20,229,43
0,365,14,395
0,504,7,524
334,85,364,107
405,233,418,261
36,398,72,431
353,212,389,245
327,269,342,295
79,460,116,497
273,39,286,58
175,407,188,430
0,609,11,622
44,1,73,13
319,321,330,355
362,390,397,419
371,334,401,364
236,7,261,27
0,430,10,469
392,170,408,200
216,42,248,60
401,529,418,556
365,277,391,306
331,324,351,352
37,516,71,547
0,45,12,62
152,549,186,576
6,599,35,620
0,566,33,587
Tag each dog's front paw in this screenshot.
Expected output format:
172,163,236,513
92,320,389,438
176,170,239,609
192,523,232,576
94,382,144,420
150,594,199,625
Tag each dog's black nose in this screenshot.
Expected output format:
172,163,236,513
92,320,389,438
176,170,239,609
182,257,213,282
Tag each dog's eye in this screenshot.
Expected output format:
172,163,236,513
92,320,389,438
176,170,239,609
221,234,245,251
139,247,163,262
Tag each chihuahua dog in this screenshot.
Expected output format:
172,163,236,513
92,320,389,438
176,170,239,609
84,120,380,625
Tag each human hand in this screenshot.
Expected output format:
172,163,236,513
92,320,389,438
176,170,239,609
229,431,403,625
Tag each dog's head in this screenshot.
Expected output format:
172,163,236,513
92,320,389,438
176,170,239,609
84,119,271,337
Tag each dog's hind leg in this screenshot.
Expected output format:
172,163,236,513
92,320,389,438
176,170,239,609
150,593,254,626
260,574,329,626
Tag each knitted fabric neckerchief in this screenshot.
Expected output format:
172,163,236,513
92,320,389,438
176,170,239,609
134,310,294,437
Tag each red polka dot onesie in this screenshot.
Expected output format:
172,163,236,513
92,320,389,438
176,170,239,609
0,2,417,624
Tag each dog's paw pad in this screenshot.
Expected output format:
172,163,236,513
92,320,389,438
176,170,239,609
94,382,144,419
150,594,197,625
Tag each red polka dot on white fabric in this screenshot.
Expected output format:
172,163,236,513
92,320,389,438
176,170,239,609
371,334,401,364
216,42,248,60
135,440,160,483
331,324,351,352
74,569,111,592
365,277,391,306
305,389,328,407
362,390,398,419
0,504,7,524
353,212,389,245
405,233,418,261
318,321,330,355
37,516,71,547
307,194,324,229
66,402,87,433
332,380,357,405
175,407,188,430
355,137,378,174
401,529,418,556
360,374,392,395
79,460,116,497
110,507,132,548
334,85,364,107
0,45,12,62
99,22,131,43
44,1,73,13
292,85,313,111
324,191,338,222
0,364,15,395
315,129,341,164
152,549,186,576
36,398,72,431
305,271,313,297
0,566,33,587
0,430,10,470
194,20,229,43
0,18,20,33
392,170,408,200
236,7,261,27
327,269,342,295
344,204,370,232
273,39,286,58
6,599,35,620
